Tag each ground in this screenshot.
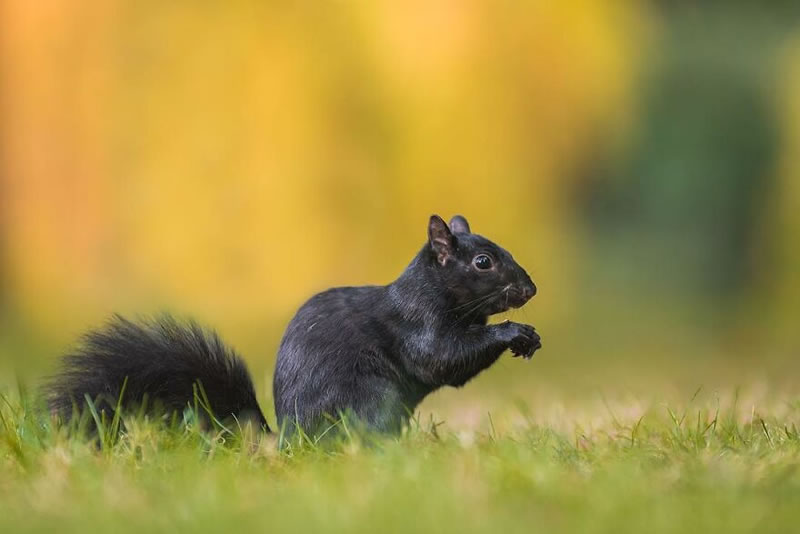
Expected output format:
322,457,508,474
2,377,798,534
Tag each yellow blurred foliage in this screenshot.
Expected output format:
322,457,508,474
0,1,647,333
1,1,798,351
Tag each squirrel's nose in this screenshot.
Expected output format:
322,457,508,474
522,281,537,300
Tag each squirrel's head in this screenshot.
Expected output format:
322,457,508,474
427,214,536,316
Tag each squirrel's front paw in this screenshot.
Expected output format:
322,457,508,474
501,322,542,360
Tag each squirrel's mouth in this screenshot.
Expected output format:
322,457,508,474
479,286,532,315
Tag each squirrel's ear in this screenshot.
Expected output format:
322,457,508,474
428,215,455,265
449,215,471,234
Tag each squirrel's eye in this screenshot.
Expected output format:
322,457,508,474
473,254,493,271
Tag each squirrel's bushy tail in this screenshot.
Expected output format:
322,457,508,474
45,314,269,431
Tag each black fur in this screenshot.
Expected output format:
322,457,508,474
273,215,540,434
46,314,268,430
46,214,539,437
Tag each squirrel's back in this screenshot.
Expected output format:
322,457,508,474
273,285,417,433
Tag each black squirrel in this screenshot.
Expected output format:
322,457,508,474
46,215,540,435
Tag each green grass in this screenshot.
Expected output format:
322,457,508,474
1,385,799,534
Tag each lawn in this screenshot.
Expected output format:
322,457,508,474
2,380,798,534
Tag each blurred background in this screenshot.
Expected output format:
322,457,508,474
1,1,799,425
